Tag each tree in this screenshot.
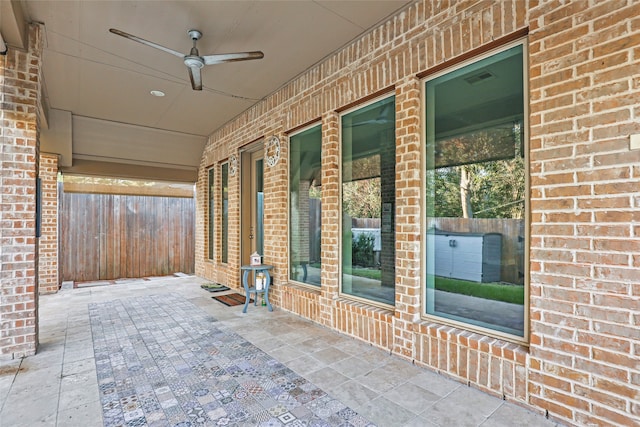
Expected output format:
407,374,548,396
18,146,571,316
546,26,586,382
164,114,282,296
342,177,381,218
342,155,382,218
429,122,525,220
460,165,473,218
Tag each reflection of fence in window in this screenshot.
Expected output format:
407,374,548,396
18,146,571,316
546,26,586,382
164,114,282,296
308,198,322,263
428,217,524,285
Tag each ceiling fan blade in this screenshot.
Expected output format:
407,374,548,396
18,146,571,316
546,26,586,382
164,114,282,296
188,66,203,91
202,51,264,66
109,28,184,58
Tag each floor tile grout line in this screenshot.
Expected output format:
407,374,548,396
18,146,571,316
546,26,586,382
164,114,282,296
0,357,23,415
55,311,72,427
478,400,505,426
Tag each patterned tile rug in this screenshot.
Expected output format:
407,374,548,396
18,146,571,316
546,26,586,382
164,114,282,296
89,293,375,427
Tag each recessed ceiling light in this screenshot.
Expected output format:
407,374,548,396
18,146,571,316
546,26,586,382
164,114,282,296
150,90,165,97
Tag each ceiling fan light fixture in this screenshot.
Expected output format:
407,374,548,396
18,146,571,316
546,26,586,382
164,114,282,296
150,90,165,97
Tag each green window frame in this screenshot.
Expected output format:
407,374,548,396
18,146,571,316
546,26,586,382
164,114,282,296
424,41,528,341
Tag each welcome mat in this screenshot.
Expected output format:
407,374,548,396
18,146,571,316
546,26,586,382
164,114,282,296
89,293,375,426
212,292,251,307
200,283,230,292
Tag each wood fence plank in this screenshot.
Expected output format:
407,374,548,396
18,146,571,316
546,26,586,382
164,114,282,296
99,196,107,279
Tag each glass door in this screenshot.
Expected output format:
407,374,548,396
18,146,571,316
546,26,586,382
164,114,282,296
241,147,264,265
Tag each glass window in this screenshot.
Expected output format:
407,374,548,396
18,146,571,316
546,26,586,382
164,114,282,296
341,96,395,306
208,168,214,260
256,158,264,256
425,43,527,338
221,162,229,264
289,125,322,286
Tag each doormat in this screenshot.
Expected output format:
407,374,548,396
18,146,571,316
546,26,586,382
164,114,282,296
212,292,252,307
200,283,230,292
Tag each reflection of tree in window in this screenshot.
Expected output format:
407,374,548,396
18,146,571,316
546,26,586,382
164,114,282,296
430,122,525,219
342,155,381,218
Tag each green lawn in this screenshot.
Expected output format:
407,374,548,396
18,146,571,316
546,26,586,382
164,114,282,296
313,263,523,304
342,266,382,280
434,277,524,304
311,263,382,280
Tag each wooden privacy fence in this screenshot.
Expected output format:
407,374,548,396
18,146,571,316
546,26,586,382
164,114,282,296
59,184,195,283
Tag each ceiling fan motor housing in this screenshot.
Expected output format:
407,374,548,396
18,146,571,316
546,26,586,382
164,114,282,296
184,30,204,68
184,55,204,68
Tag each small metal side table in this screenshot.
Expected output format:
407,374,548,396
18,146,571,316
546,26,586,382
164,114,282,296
240,264,274,313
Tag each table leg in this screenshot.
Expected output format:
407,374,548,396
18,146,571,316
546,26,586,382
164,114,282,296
242,270,251,313
264,270,273,311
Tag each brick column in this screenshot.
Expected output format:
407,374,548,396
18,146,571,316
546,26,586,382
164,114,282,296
319,111,340,328
38,153,59,294
0,24,44,358
379,127,395,288
393,78,422,358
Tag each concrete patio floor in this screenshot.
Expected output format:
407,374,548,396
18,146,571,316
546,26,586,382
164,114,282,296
0,275,562,426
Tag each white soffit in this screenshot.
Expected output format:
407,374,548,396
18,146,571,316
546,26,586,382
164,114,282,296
40,109,73,167
72,116,206,169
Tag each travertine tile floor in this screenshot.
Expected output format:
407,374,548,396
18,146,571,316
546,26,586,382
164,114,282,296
0,275,563,426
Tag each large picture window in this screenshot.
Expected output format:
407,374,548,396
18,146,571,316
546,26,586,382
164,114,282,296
424,42,527,339
208,168,214,260
341,96,395,306
221,162,229,264
289,125,322,286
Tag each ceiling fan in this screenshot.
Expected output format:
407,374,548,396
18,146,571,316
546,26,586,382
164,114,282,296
109,28,264,91
352,104,393,127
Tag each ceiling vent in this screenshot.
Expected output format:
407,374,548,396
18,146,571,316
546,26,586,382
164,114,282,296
464,70,495,85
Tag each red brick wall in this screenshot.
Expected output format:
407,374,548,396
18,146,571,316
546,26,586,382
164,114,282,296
38,153,59,294
528,1,640,425
0,24,44,358
281,284,320,320
195,2,640,425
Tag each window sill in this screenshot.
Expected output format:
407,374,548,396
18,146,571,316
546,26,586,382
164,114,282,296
283,282,321,295
416,318,528,364
335,297,395,320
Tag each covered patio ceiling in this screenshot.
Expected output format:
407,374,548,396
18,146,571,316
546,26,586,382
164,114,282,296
1,0,413,182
